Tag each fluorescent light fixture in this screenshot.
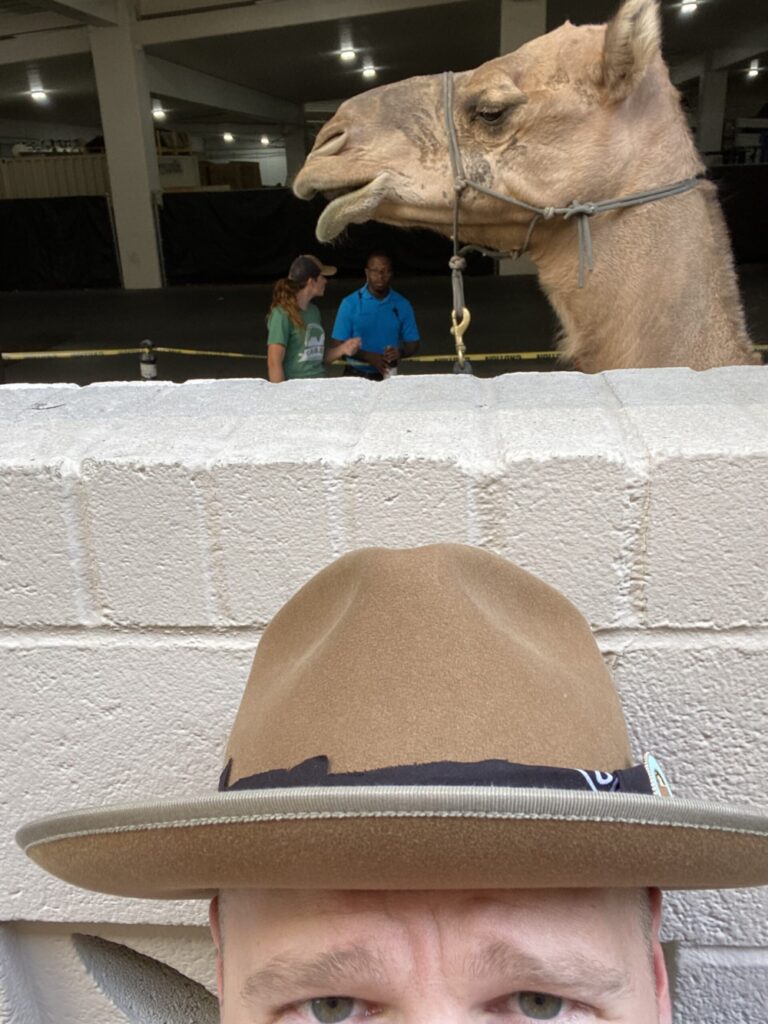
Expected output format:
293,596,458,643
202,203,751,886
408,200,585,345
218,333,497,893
260,135,270,145
362,65,377,79
748,58,759,78
680,0,697,12
30,88,48,102
340,48,356,62
223,132,235,143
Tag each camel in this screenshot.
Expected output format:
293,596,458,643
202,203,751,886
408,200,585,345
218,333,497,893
294,0,758,372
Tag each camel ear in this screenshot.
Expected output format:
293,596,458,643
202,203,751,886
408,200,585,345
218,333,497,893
600,0,661,102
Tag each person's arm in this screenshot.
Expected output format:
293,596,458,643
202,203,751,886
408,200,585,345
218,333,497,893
324,337,362,363
267,344,286,382
266,309,288,383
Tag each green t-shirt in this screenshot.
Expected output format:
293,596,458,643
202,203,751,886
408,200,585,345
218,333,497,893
267,304,326,379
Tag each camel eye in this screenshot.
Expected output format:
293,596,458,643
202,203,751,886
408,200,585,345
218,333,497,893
476,107,506,124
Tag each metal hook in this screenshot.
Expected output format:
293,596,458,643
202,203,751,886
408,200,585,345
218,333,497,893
450,306,471,366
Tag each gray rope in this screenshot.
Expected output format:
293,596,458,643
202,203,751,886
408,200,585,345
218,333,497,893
442,70,703,290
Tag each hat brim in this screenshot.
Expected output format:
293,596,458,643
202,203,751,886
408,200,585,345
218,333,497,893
17,787,768,899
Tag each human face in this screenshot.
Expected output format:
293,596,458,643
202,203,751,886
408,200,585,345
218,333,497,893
365,258,393,298
210,888,671,1024
310,274,328,298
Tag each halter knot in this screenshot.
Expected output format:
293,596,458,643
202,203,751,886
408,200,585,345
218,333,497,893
564,201,597,219
449,255,467,272
542,207,555,220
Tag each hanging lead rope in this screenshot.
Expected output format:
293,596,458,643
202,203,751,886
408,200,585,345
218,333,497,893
442,70,704,359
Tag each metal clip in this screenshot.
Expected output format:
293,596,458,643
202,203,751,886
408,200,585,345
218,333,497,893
450,306,471,367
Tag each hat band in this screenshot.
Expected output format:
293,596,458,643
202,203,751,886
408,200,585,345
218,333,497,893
220,754,669,796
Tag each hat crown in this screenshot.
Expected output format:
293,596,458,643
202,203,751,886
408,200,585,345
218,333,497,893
225,545,632,784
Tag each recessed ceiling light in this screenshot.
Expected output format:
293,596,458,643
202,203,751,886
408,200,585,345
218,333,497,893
260,135,270,145
223,132,235,143
362,66,377,79
748,58,760,78
340,48,356,62
680,1,697,13
30,89,48,102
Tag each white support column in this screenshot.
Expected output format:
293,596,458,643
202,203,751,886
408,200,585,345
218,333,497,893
697,69,728,161
284,124,307,186
89,1,162,289
498,0,546,276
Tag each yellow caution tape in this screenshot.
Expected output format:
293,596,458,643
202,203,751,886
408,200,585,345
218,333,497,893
1,347,145,361
2,344,766,364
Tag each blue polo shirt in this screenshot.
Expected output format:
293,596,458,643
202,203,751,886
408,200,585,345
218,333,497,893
331,285,420,375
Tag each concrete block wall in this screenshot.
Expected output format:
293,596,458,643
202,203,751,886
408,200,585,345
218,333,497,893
1,368,766,1022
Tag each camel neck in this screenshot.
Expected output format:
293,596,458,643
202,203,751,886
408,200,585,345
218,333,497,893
531,183,755,372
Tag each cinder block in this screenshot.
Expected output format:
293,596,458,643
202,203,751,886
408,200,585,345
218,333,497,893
611,640,768,947
492,373,643,627
0,468,93,626
612,642,768,809
1,641,251,925
0,922,215,1024
673,945,768,1023
81,461,216,626
604,368,768,627
210,462,338,623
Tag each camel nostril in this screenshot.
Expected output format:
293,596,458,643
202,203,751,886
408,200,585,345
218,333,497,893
312,128,348,158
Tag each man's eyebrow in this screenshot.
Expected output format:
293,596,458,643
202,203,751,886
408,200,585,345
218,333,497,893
466,940,633,999
241,946,390,1005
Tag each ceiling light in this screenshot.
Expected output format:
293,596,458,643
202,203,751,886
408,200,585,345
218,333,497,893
340,48,356,62
260,135,270,145
748,59,760,78
362,65,377,79
222,132,234,143
680,1,697,13
30,89,48,102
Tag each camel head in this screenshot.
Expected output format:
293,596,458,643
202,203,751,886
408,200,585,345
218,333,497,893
294,0,699,253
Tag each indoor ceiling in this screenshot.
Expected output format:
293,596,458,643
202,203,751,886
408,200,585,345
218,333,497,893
0,0,765,136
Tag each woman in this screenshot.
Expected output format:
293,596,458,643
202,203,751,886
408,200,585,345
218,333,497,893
266,254,360,382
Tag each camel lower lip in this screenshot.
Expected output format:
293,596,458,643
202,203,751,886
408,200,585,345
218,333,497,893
315,175,388,242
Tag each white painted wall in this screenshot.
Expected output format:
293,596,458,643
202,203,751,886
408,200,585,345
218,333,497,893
1,369,767,1022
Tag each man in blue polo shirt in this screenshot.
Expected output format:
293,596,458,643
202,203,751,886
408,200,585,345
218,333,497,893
331,251,420,380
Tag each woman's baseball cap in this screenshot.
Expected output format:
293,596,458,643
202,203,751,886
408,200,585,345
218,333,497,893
288,254,337,284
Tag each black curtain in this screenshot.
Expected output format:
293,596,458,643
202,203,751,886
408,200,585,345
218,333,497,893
1,168,765,291
709,165,768,264
0,196,120,291
158,190,491,284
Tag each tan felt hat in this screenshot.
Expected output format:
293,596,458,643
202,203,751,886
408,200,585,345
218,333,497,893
17,544,768,898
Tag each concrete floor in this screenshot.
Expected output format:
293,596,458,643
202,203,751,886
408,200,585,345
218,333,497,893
2,265,766,385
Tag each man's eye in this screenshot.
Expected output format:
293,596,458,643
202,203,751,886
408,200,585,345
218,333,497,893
308,997,356,1023
516,992,564,1020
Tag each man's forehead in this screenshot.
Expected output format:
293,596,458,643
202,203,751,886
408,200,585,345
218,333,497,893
220,888,645,1009
220,886,640,926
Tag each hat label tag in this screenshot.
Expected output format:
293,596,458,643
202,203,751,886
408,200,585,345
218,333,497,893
644,753,673,798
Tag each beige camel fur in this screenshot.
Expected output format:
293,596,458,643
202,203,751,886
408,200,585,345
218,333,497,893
294,0,758,372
